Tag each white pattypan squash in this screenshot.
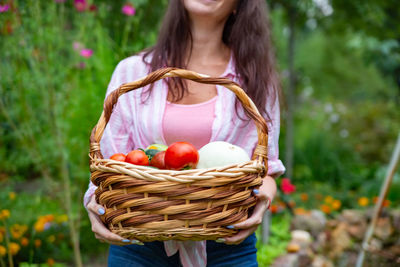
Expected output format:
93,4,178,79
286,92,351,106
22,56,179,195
197,141,251,169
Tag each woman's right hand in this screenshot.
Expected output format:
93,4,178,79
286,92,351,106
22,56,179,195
86,194,144,246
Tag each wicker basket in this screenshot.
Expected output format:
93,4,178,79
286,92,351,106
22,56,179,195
89,67,269,242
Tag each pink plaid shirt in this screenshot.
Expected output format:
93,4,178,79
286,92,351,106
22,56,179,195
84,53,285,267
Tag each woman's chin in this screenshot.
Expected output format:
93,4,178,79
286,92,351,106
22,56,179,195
184,0,235,19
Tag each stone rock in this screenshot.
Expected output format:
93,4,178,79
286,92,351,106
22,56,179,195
311,255,334,267
346,221,367,240
271,254,299,267
389,245,400,257
297,250,313,267
328,222,352,259
369,237,383,250
326,219,339,229
272,250,313,267
291,230,312,248
365,207,375,220
339,209,367,240
374,216,394,241
312,232,328,253
311,210,327,226
341,209,365,224
390,209,400,231
291,210,327,238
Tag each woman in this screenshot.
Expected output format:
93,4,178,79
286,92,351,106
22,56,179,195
84,0,285,266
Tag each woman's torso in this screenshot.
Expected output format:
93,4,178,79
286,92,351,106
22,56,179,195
100,53,284,177
162,95,218,150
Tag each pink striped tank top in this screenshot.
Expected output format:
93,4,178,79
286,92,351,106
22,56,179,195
162,96,217,150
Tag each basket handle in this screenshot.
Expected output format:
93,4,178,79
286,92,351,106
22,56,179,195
89,67,269,168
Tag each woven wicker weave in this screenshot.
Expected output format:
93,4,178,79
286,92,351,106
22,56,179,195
89,68,269,242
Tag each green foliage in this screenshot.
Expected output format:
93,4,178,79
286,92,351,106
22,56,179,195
0,187,71,265
0,0,168,181
275,14,400,205
257,213,291,267
0,0,167,264
330,0,400,40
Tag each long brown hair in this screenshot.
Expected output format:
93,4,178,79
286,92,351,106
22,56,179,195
142,0,280,120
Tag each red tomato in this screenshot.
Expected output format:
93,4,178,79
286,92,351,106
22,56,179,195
164,142,199,170
150,151,166,169
125,150,149,166
110,153,126,162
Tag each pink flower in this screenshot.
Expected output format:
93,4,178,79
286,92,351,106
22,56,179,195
80,48,93,58
122,4,135,16
0,4,10,13
74,0,87,12
280,178,296,195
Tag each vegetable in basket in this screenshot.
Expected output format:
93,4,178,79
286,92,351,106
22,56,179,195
146,143,168,151
109,153,126,162
164,141,199,170
196,141,250,169
149,151,166,169
125,150,149,166
144,149,161,160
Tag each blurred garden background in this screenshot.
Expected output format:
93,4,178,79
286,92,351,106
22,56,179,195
0,0,399,266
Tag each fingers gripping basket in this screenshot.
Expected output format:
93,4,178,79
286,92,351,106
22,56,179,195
89,68,269,242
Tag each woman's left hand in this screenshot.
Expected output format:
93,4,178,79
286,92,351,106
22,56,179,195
222,175,277,245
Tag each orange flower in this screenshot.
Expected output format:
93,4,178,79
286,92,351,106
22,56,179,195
9,192,16,200
270,204,279,214
277,200,286,208
294,207,309,215
44,214,54,222
300,193,308,201
34,215,55,232
0,245,6,256
320,204,331,214
0,209,10,220
372,197,391,207
358,197,369,207
9,242,20,256
288,200,296,208
11,224,28,239
34,239,42,248
0,232,3,243
34,220,45,232
47,258,55,266
21,237,29,246
324,196,333,204
332,199,342,210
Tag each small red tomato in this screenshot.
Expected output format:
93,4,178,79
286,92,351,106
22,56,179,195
125,150,149,166
164,142,199,170
110,153,126,162
150,151,166,169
